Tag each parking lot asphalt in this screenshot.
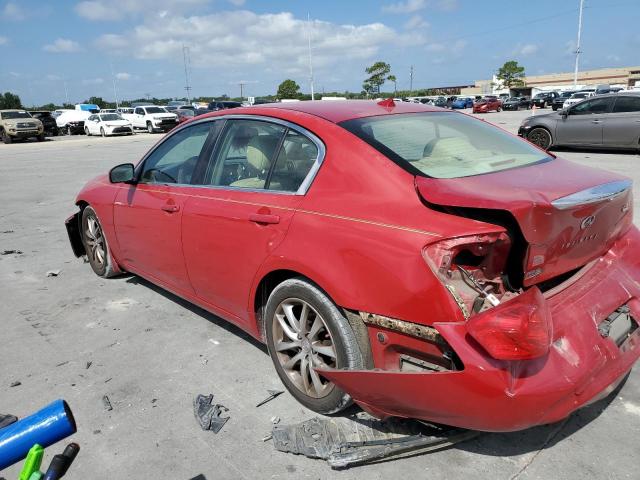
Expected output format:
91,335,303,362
1,110,639,479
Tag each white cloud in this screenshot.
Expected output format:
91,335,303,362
75,0,207,21
0,36,8,45
515,43,538,56
115,72,131,80
426,38,465,62
3,2,25,20
9,71,20,77
426,43,445,52
46,74,61,81
606,54,621,62
43,38,82,53
95,11,399,72
228,0,245,5
404,14,429,30
82,78,105,85
382,0,426,14
436,0,458,11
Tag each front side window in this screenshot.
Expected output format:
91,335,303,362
570,97,614,115
139,122,213,184
340,112,550,179
612,96,640,113
134,108,143,115
144,107,164,114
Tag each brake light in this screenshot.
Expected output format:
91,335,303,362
466,287,552,360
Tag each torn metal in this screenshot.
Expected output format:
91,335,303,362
358,312,445,344
193,394,229,434
272,415,478,468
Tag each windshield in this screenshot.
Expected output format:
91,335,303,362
179,110,195,117
560,92,573,98
100,114,122,121
145,107,164,114
571,93,588,99
340,112,550,179
2,111,32,119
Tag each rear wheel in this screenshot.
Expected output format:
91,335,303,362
528,127,552,149
81,206,118,278
265,278,365,414
37,134,45,142
67,126,72,136
497,106,502,112
85,127,90,136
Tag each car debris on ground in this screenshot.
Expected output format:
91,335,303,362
255,389,284,408
271,414,480,469
102,395,113,411
193,394,229,434
46,269,61,277
1,249,22,255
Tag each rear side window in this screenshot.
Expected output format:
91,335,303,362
340,112,550,179
613,96,640,113
268,130,319,192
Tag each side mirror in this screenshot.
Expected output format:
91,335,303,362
560,109,569,118
109,163,135,184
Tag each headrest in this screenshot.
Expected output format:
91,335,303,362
246,135,282,172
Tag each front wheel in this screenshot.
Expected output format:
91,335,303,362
85,127,90,136
37,134,45,142
100,127,106,137
265,278,365,414
497,106,502,112
67,126,72,136
147,122,154,134
2,130,12,144
81,206,118,278
528,127,552,149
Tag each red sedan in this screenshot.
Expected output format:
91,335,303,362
473,96,502,113
66,100,639,432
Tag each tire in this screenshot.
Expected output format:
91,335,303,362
85,127,90,136
552,106,558,111
67,126,72,136
2,129,12,144
147,122,154,134
100,127,106,137
264,278,364,414
527,127,552,149
37,134,45,142
497,106,502,112
81,206,118,278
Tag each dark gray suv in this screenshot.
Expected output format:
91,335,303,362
518,93,640,150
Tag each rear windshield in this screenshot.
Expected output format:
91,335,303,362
340,112,550,179
100,114,122,121
2,111,32,119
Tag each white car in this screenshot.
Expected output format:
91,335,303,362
56,110,90,135
562,91,595,109
130,105,178,133
84,113,133,137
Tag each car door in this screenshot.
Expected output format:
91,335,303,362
555,97,614,146
133,107,145,128
603,95,640,147
113,121,217,294
87,114,98,134
182,118,322,325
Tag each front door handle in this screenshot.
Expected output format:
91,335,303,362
161,203,180,213
591,119,602,124
249,213,280,224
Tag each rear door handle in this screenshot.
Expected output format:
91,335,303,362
249,213,280,224
161,204,180,213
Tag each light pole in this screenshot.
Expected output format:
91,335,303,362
573,0,584,88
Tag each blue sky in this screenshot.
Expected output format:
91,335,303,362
0,0,638,105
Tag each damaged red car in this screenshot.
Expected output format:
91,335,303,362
66,100,639,432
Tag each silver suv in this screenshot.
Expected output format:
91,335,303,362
0,110,44,144
518,93,640,150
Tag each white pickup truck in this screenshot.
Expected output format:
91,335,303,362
129,105,178,133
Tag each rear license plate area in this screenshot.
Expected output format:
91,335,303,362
598,305,638,347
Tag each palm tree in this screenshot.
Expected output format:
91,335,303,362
387,75,397,95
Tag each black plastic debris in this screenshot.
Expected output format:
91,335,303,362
271,414,479,469
102,395,113,411
1,250,22,255
193,394,229,434
0,414,18,430
255,389,284,408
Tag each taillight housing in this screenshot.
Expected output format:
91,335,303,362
466,287,552,360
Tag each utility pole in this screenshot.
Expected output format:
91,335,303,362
183,44,192,103
109,60,119,109
63,78,69,105
238,81,246,100
409,65,414,95
307,13,315,100
573,0,584,88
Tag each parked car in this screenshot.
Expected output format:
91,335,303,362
55,110,90,135
129,105,178,133
0,110,44,143
531,92,559,108
66,100,640,432
502,97,531,111
451,97,473,109
29,111,58,136
167,100,189,109
563,91,595,109
84,113,133,137
551,91,574,111
472,96,502,113
433,96,447,108
176,108,195,124
208,101,243,111
518,92,640,150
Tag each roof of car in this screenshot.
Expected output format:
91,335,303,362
204,100,443,124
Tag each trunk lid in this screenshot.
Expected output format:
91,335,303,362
416,158,633,286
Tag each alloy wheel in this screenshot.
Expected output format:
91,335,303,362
272,298,337,398
84,215,106,269
528,128,552,149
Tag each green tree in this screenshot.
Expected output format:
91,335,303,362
277,79,301,99
496,60,525,88
0,92,23,109
86,96,105,107
363,61,391,95
387,74,397,95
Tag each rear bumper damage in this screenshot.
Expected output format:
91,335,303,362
321,227,640,432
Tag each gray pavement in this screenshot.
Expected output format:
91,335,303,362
1,111,639,479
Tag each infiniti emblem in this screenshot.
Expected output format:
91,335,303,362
580,215,596,230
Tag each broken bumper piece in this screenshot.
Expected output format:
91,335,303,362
321,229,640,432
272,415,478,468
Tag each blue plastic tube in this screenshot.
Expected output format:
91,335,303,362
0,400,76,470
